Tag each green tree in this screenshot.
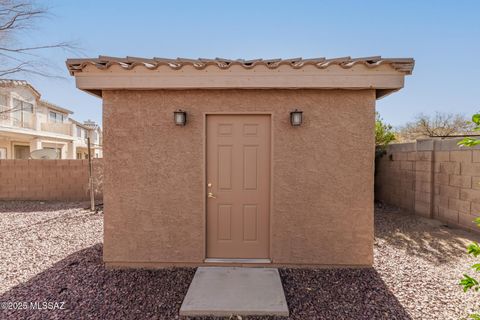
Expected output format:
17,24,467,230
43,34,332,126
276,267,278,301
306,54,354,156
375,112,396,157
458,112,480,319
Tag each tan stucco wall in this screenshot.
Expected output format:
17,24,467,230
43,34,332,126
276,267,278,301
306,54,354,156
103,89,375,267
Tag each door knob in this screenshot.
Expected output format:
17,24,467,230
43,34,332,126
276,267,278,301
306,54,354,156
207,192,216,199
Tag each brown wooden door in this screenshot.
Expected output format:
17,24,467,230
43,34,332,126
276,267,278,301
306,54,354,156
206,115,270,259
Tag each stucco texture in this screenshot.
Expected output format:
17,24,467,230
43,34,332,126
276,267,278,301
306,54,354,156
102,89,375,267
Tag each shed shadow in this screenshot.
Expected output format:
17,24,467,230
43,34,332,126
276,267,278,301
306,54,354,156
187,268,412,320
374,203,479,264
278,268,412,320
0,244,411,319
0,244,195,320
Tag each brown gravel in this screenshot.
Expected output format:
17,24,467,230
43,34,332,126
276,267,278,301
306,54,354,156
0,201,479,319
373,203,480,319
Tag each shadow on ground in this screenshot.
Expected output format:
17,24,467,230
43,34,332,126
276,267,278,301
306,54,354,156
374,203,478,264
0,244,411,320
278,268,411,320
0,201,89,213
0,244,195,320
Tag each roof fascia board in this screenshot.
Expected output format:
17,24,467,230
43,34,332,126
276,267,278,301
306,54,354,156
74,73,404,91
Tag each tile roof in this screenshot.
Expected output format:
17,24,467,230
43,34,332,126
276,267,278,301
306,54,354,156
66,56,415,75
0,79,41,97
70,117,95,129
83,119,99,129
39,99,73,114
0,79,74,114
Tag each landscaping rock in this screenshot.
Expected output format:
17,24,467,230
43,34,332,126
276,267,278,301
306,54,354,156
0,201,478,319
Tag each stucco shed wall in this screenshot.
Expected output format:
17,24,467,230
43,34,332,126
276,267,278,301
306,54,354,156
102,89,375,266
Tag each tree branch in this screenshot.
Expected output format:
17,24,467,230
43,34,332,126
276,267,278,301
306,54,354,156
0,0,80,78
0,9,44,31
0,42,73,54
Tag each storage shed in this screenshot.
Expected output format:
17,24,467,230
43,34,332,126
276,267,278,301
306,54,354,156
66,56,414,268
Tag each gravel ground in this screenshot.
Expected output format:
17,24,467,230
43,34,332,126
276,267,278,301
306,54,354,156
0,201,479,319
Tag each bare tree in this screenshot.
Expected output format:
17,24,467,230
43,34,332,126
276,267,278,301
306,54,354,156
398,112,474,141
0,0,75,78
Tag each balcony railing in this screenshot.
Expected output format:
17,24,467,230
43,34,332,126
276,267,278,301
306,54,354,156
41,122,71,135
0,114,35,129
0,113,10,126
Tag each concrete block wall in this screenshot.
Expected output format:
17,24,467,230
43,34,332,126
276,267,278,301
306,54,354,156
375,142,416,213
376,138,480,232
0,159,103,201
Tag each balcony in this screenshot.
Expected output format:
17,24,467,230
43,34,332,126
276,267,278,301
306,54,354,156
73,136,87,147
0,114,10,127
41,122,72,135
0,113,35,129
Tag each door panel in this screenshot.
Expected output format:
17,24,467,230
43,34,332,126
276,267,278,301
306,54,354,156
218,146,233,190
206,115,270,259
243,146,258,190
218,205,232,240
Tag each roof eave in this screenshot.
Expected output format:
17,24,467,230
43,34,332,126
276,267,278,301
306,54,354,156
66,56,415,75
66,56,414,99
39,100,74,114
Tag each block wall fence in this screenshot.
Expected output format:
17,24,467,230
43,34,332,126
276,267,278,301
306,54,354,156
375,138,480,232
0,159,103,201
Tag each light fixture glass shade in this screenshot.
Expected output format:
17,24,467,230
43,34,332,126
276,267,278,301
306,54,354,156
174,110,187,126
290,109,303,126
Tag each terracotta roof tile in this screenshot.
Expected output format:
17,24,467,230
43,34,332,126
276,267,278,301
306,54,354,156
66,56,415,75
0,79,41,97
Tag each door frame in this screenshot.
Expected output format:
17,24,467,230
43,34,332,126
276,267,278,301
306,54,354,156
202,112,274,262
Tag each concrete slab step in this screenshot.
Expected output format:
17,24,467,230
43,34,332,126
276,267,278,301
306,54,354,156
180,267,289,317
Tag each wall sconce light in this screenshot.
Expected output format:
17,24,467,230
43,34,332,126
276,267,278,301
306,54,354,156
290,109,303,126
174,109,187,126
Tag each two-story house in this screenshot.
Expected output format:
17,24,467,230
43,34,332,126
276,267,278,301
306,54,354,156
71,119,103,159
0,79,102,159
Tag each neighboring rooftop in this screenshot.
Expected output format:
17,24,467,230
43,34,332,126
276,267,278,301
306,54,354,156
66,56,415,75
39,100,74,115
0,79,41,97
0,79,74,114
71,118,99,130
0,79,103,132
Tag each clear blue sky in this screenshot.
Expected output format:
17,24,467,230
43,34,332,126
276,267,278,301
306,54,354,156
21,0,480,127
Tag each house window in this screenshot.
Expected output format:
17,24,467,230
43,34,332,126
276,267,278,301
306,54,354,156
0,94,7,106
77,126,87,139
12,99,33,128
76,152,82,159
0,147,6,159
49,111,65,123
0,94,8,121
13,145,30,159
